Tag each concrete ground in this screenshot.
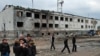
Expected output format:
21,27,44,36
3,37,100,56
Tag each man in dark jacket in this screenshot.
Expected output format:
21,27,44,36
28,41,36,56
26,34,33,44
0,39,10,56
61,37,70,53
13,39,20,56
50,34,55,50
72,35,77,52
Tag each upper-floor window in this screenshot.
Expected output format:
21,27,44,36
78,19,80,22
42,15,47,19
26,12,32,17
60,17,64,21
65,17,68,21
17,11,23,17
55,16,58,20
34,13,40,18
70,18,73,22
50,16,53,20
81,19,84,23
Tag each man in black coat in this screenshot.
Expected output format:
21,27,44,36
28,42,37,56
50,34,55,50
0,39,10,56
61,37,70,53
72,35,77,52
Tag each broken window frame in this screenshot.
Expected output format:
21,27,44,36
55,16,59,20
34,13,40,19
70,18,73,22
60,17,64,21
42,23,47,28
65,24,68,28
49,24,53,28
17,22,24,27
16,11,23,17
42,14,47,19
65,17,68,21
34,23,40,28
26,12,32,17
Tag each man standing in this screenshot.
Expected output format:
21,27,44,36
61,37,70,53
72,35,77,52
50,34,55,50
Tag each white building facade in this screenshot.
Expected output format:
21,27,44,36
0,5,99,38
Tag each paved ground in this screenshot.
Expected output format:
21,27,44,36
3,37,100,56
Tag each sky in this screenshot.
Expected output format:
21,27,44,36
0,0,100,19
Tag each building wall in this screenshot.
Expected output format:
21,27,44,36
0,5,99,37
0,5,14,37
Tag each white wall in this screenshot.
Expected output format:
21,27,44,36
0,6,14,31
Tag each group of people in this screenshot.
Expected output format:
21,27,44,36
50,35,77,53
0,34,36,56
0,33,77,56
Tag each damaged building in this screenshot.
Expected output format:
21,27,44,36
0,5,99,38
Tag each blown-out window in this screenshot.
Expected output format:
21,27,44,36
17,22,23,27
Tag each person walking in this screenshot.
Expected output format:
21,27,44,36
61,37,70,53
50,34,55,50
72,35,77,52
0,39,10,56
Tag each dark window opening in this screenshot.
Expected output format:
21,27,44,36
17,11,23,17
48,33,50,35
55,16,58,20
17,22,23,27
78,19,80,22
42,33,44,36
60,17,64,21
81,19,84,23
34,13,40,18
42,15,47,19
49,24,53,28
34,23,40,28
70,18,73,22
65,18,68,21
50,16,53,20
81,25,84,28
55,24,59,28
42,23,47,28
26,12,32,17
65,24,68,28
